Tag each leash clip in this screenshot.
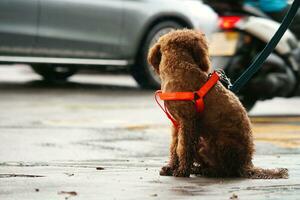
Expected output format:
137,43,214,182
215,69,232,89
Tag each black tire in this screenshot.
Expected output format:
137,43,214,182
31,64,78,81
131,21,184,89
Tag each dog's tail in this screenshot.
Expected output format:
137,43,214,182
241,167,288,179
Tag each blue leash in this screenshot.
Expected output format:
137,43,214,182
230,0,300,93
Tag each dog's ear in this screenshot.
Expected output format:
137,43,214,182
191,35,211,72
147,43,161,74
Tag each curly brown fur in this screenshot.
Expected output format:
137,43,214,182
148,29,288,179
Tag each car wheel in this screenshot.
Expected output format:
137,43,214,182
131,21,184,89
31,64,78,81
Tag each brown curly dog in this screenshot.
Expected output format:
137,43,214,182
148,29,288,179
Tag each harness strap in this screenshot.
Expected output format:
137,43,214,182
155,91,179,128
155,71,220,128
158,92,194,101
196,72,220,97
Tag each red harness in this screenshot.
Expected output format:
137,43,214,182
155,71,220,128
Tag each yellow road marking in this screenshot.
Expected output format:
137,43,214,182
251,116,300,123
251,116,300,148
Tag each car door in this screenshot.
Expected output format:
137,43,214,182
36,0,123,59
0,0,38,56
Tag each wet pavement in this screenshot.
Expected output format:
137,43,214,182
0,65,300,200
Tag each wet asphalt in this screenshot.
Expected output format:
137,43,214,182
0,65,300,200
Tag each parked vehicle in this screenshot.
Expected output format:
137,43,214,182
0,0,218,88
207,1,300,110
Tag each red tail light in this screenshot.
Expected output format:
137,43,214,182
219,16,242,30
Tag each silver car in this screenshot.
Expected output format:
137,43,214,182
0,0,218,88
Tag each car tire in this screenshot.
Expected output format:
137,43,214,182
31,64,78,81
131,21,184,89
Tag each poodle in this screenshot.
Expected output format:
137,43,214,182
147,29,288,179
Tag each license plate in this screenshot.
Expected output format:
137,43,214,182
209,32,239,56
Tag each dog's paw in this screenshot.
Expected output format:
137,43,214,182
173,169,190,177
191,164,204,175
159,165,174,176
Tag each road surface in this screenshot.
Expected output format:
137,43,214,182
0,65,300,200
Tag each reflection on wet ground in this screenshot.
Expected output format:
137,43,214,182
0,115,299,199
0,65,300,199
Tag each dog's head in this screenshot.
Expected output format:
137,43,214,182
148,29,211,75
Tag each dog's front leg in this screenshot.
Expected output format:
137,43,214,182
173,121,195,177
160,126,179,176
